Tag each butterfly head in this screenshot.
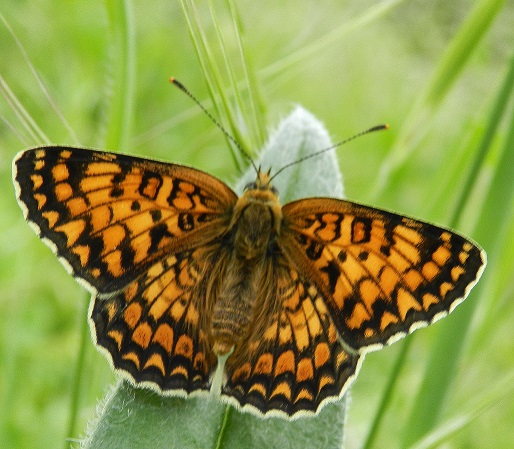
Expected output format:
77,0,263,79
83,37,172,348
236,168,282,236
243,168,278,196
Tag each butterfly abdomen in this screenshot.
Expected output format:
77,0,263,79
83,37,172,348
211,187,281,355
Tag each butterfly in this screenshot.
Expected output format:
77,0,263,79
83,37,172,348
13,143,486,419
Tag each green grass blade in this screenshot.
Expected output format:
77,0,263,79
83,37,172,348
64,293,90,449
409,362,514,448
180,0,264,169
206,0,247,131
360,11,510,448
372,0,506,200
0,74,50,145
361,337,412,449
205,0,259,154
225,0,267,147
449,54,514,227
103,0,136,151
179,0,246,169
0,12,79,144
464,62,514,352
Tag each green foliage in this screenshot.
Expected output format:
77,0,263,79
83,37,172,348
0,1,512,449
82,378,346,449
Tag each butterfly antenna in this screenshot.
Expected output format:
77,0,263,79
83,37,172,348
270,123,389,182
169,77,259,174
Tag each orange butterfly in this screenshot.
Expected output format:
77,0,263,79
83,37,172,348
13,138,485,418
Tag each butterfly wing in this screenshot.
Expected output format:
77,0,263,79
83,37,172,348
280,198,486,352
14,146,238,392
90,246,219,394
221,262,362,417
13,147,237,292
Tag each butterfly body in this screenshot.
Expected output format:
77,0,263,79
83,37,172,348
13,146,486,418
211,173,281,355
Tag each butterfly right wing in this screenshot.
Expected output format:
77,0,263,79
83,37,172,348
281,198,486,352
13,147,238,293
221,263,362,418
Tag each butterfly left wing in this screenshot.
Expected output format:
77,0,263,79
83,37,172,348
221,263,362,418
280,198,486,352
13,146,239,395
90,245,219,395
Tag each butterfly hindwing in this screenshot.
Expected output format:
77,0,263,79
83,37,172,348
90,246,219,394
221,263,362,417
281,198,486,351
13,147,238,293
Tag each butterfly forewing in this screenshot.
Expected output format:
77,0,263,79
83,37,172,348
281,198,486,351
14,147,237,292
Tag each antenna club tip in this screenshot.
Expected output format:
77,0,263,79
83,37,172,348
368,123,389,132
169,77,186,91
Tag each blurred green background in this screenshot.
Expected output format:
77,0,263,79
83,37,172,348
0,1,512,448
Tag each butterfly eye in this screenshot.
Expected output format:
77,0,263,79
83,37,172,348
243,182,258,191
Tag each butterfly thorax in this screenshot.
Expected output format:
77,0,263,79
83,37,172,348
211,172,282,355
